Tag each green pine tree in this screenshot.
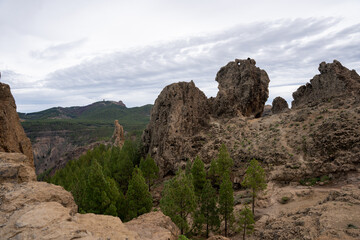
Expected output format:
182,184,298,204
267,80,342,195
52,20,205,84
217,144,234,178
238,205,255,240
139,154,159,191
219,173,234,237
191,156,206,197
200,180,220,238
160,170,196,235
241,158,267,215
126,167,153,221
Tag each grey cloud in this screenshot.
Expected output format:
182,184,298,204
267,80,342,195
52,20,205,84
30,39,87,60
15,18,360,111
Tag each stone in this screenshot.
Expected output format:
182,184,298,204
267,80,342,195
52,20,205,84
0,152,36,183
0,82,33,165
212,58,270,118
292,60,360,108
125,211,180,240
142,80,210,176
112,119,125,148
271,96,289,114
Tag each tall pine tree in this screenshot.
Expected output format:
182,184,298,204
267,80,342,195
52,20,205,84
139,154,159,191
242,158,267,215
200,180,220,238
238,205,255,240
126,167,153,221
219,173,234,237
191,156,206,197
160,170,196,235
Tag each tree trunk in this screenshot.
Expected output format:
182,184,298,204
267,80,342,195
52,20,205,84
225,212,227,237
243,222,246,240
252,188,255,216
206,218,209,238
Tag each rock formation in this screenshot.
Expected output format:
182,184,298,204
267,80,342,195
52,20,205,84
212,58,270,118
142,80,210,176
292,60,360,108
0,82,180,240
112,119,125,148
271,96,289,114
0,82,33,165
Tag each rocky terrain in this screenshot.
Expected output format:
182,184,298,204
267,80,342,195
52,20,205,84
143,59,360,239
0,82,179,239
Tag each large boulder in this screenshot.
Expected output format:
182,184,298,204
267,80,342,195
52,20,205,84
0,82,34,165
292,60,360,108
112,119,125,148
212,58,270,118
142,80,210,176
271,96,289,114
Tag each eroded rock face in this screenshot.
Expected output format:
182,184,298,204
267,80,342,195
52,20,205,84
212,58,270,118
142,81,210,176
271,96,289,114
0,82,33,165
292,60,360,108
112,119,125,148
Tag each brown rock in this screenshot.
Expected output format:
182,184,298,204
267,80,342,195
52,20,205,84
292,60,360,108
112,119,125,148
0,152,36,183
142,80,210,176
0,82,33,165
271,96,289,114
212,58,270,118
125,211,180,240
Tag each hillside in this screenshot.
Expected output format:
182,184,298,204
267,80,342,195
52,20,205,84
19,101,152,175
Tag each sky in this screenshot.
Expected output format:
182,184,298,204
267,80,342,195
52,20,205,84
1,0,360,113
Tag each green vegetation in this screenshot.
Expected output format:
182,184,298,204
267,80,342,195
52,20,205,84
242,159,267,215
191,156,206,197
20,102,152,147
48,142,153,221
280,196,290,204
209,144,234,185
219,173,234,237
238,205,255,240
139,154,159,191
160,170,196,235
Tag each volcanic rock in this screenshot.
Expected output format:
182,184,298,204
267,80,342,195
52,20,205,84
112,119,125,148
292,60,360,108
212,58,270,118
142,80,210,176
271,96,289,114
0,82,33,165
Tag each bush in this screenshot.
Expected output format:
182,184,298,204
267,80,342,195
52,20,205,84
280,196,290,204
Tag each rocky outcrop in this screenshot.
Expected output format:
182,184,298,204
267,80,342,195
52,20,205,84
112,119,125,148
271,97,289,114
142,80,210,176
292,60,360,108
0,152,36,183
0,82,33,165
212,58,270,118
125,211,180,240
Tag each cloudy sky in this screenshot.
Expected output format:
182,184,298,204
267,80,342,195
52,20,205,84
1,0,360,112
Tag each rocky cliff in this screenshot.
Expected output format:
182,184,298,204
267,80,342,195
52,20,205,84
0,82,33,165
0,82,179,240
143,59,360,182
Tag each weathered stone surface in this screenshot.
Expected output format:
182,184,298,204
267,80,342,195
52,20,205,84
125,211,180,240
142,80,210,176
292,60,360,108
0,82,33,165
271,96,289,114
112,119,125,148
0,152,36,183
212,58,270,118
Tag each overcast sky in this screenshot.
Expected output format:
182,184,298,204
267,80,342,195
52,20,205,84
1,0,360,112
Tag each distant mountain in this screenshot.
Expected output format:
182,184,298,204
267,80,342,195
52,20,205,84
19,101,153,176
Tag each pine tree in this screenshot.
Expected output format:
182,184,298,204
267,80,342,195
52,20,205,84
139,154,159,191
126,167,153,220
219,173,234,237
160,170,196,235
200,180,220,238
241,158,267,215
238,205,255,240
216,144,234,178
191,156,206,197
